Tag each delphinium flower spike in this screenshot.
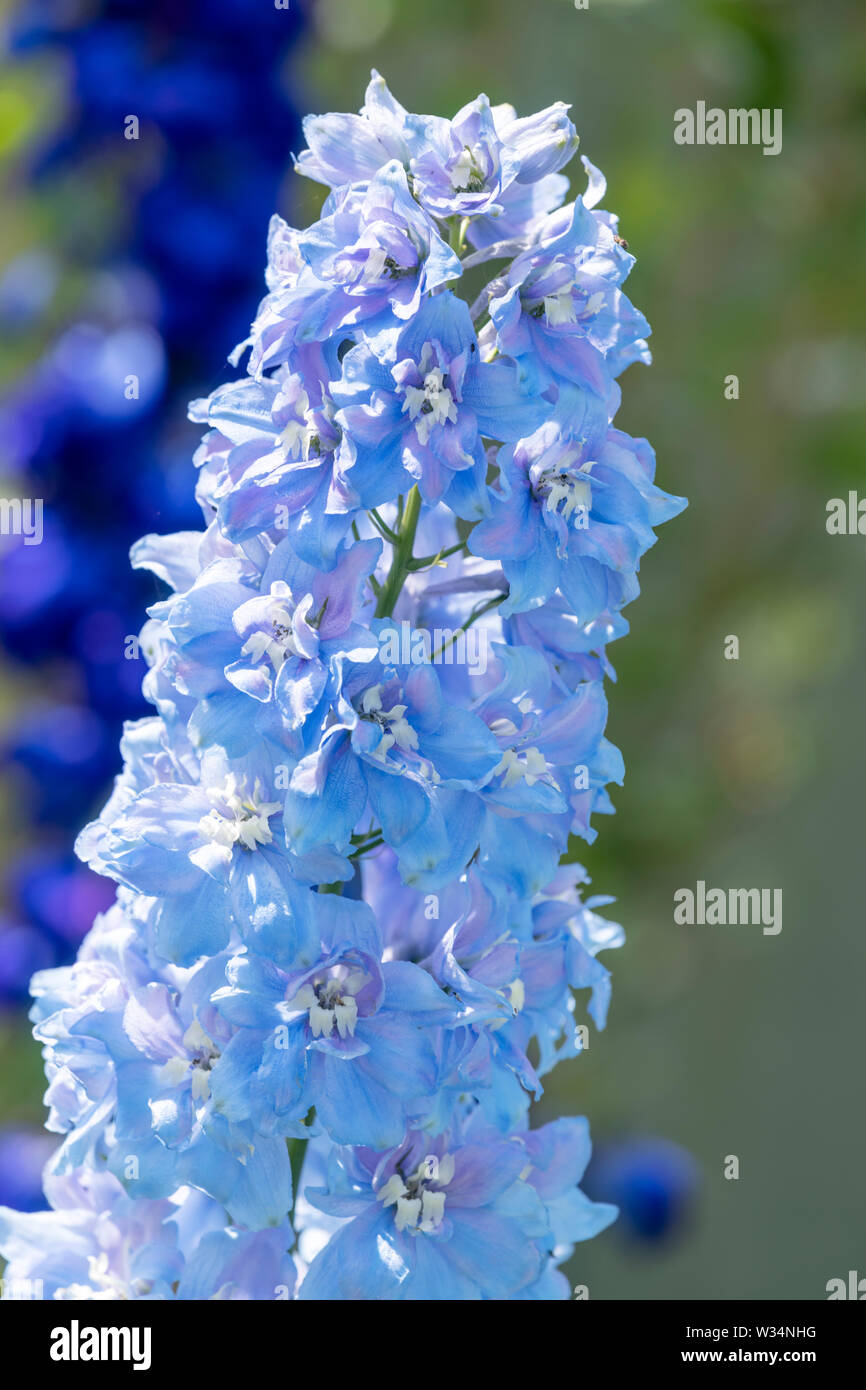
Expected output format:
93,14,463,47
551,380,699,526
0,74,684,1300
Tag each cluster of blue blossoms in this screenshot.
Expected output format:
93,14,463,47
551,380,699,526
0,75,684,1299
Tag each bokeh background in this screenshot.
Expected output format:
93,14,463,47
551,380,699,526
1,0,864,1299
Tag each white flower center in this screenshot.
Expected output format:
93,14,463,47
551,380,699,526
240,582,305,671
540,467,593,524
358,245,408,284
401,346,459,446
493,745,550,788
360,683,419,759
199,774,280,851
333,243,409,289
490,976,526,1032
451,145,487,192
280,390,337,463
529,262,604,327
378,1153,455,1234
159,1019,221,1103
544,287,578,325
289,972,367,1039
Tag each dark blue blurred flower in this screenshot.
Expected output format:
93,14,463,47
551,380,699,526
0,0,307,1001
0,851,115,999
0,919,56,1005
583,1135,699,1242
0,1129,56,1211
9,850,116,946
2,705,117,823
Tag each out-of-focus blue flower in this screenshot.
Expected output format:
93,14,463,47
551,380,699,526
0,919,56,1006
0,0,306,1000
7,851,116,965
14,852,113,933
2,707,117,826
0,1130,56,1213
584,1136,699,1242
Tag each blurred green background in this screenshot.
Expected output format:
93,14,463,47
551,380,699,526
2,0,865,1298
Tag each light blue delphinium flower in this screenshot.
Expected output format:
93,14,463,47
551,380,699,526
75,743,315,967
297,161,461,326
297,1129,549,1300
145,535,381,749
283,648,502,887
469,417,686,621
331,291,548,512
296,1115,614,1301
23,893,294,1228
0,1168,297,1300
482,157,652,389
192,371,356,567
0,73,685,1299
295,72,577,209
359,848,624,1133
209,892,456,1150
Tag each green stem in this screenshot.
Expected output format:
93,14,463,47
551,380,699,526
449,216,470,256
349,835,384,860
287,1137,307,1225
431,593,505,661
375,485,422,617
407,540,467,572
351,827,383,846
369,508,400,544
